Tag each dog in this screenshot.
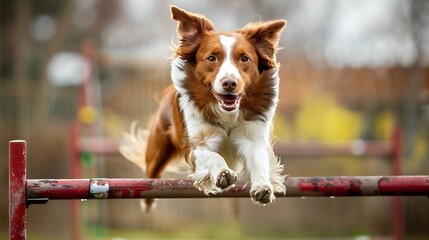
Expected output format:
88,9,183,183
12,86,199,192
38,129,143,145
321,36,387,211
120,5,287,210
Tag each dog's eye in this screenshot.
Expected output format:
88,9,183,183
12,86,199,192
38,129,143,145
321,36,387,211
240,55,250,63
206,55,217,62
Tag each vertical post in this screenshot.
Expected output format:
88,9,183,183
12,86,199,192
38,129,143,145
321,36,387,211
70,123,83,240
390,127,403,240
9,140,27,240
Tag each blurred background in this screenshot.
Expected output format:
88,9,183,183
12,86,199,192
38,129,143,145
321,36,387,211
1,0,429,239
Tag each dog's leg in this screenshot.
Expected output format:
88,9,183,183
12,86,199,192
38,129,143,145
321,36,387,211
187,126,237,194
232,122,281,205
247,146,275,205
145,123,176,179
191,147,237,193
145,85,180,179
267,147,287,195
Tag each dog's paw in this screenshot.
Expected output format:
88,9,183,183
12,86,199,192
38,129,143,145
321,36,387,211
250,183,275,205
216,169,237,190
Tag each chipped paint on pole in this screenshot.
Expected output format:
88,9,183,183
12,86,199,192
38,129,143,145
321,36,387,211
89,179,109,199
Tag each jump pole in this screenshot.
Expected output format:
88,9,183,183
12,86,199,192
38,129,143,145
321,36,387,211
9,140,429,240
24,176,429,200
9,140,27,240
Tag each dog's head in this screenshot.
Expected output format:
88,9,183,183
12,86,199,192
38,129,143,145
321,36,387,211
171,6,286,112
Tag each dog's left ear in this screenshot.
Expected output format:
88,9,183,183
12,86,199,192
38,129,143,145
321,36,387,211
238,20,286,71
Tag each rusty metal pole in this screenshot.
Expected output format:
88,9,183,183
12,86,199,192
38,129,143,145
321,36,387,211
9,140,27,240
25,176,429,200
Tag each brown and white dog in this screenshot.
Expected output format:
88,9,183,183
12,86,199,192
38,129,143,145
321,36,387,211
121,6,287,209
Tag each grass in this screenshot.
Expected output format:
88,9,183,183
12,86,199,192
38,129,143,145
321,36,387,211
89,221,242,240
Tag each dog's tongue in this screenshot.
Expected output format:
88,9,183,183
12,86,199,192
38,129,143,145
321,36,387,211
217,94,241,111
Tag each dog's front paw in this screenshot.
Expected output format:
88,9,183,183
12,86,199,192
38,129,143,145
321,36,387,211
192,168,237,194
216,169,237,190
250,183,275,205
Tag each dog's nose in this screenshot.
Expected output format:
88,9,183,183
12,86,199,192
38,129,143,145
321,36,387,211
221,78,238,92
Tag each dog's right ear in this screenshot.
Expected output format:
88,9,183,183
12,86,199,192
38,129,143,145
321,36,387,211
171,6,214,42
171,6,214,58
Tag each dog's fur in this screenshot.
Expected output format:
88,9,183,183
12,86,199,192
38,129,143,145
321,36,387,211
120,6,287,210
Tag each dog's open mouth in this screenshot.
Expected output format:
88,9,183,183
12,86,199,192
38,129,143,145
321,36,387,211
213,91,243,111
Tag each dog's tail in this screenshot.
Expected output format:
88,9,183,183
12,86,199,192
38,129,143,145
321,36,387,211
119,121,156,212
119,121,149,174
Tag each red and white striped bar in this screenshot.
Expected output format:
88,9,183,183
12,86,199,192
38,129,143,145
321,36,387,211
26,176,429,201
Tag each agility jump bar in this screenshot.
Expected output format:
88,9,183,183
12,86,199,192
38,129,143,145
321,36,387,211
9,140,429,240
24,175,429,200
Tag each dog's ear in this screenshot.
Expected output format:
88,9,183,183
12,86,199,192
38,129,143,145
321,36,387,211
238,20,286,71
171,6,214,60
171,6,214,40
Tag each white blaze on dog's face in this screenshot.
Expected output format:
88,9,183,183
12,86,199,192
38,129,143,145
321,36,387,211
171,6,286,112
195,33,260,112
214,35,239,94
